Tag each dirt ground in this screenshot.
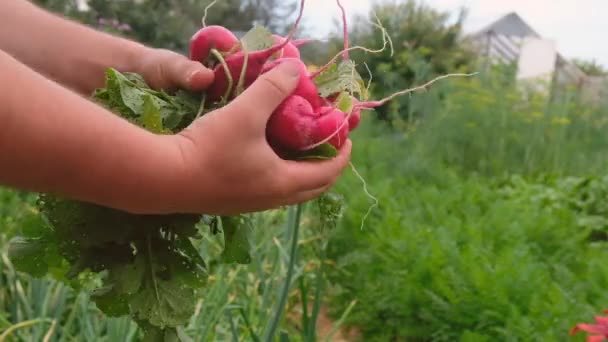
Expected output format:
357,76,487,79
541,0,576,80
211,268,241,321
287,303,361,342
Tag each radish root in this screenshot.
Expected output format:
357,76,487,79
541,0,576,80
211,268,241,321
196,93,207,119
311,15,392,79
210,48,233,104
349,162,378,231
202,0,218,27
236,43,250,96
354,72,479,110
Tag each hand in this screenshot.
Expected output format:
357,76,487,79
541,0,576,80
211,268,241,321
133,47,215,92
164,60,352,215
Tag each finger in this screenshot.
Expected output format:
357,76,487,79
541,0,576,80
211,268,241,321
209,183,332,215
282,139,352,192
223,60,300,132
240,183,334,213
165,57,215,91
283,183,334,207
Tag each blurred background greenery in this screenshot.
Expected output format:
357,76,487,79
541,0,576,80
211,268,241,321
1,0,608,341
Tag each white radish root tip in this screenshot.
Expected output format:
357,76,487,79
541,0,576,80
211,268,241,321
310,14,392,79
202,0,218,27
353,72,479,110
349,162,378,231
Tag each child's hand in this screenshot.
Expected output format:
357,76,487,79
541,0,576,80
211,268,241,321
157,60,352,215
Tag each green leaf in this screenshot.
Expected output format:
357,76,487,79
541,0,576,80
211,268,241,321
7,237,49,277
313,60,368,99
130,277,196,328
38,195,137,248
335,92,354,113
110,256,146,295
141,95,166,134
94,68,202,133
124,72,150,88
220,216,252,264
19,208,49,238
292,144,339,161
108,68,147,116
317,192,345,231
240,25,275,52
91,286,130,317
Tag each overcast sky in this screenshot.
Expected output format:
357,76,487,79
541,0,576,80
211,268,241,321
304,0,608,67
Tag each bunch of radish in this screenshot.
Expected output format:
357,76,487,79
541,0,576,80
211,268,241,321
188,0,474,156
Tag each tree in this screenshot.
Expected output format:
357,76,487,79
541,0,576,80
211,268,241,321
573,58,608,77
33,0,298,53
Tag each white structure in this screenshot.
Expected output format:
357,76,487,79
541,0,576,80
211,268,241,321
516,37,557,82
470,12,605,104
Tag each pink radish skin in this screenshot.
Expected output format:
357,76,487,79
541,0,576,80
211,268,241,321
267,99,349,152
207,49,275,101
271,36,317,59
272,35,301,59
346,97,362,130
189,25,239,63
313,107,350,149
348,108,361,131
206,40,300,102
266,95,319,151
262,58,322,109
206,0,306,102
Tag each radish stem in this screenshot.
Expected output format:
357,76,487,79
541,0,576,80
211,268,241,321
335,0,350,60
210,48,233,104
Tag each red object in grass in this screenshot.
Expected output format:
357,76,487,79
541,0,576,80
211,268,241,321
570,310,608,342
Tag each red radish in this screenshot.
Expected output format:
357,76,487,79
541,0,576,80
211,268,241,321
189,25,239,63
269,37,315,60
313,107,350,149
266,98,349,152
206,0,306,102
348,108,361,131
266,95,319,151
292,39,316,48
272,35,301,59
262,58,322,109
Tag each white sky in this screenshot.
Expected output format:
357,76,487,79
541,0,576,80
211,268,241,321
304,0,608,67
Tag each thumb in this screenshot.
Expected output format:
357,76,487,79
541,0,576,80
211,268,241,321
224,60,301,131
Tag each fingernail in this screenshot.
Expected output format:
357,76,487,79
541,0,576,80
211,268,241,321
278,60,300,78
186,71,196,84
187,69,200,82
